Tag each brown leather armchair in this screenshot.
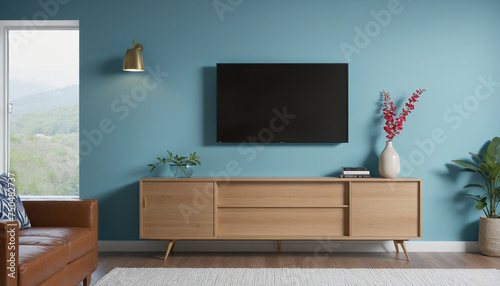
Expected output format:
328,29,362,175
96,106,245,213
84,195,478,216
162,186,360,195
1,199,98,286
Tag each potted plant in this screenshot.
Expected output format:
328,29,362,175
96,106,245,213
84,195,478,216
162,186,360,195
452,136,500,256
149,150,201,178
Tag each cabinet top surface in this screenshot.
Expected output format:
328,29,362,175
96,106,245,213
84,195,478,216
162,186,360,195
140,177,421,182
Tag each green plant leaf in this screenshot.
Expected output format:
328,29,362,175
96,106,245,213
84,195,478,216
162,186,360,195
478,163,491,173
458,169,475,173
469,152,484,163
462,194,483,202
464,184,486,190
190,152,197,160
489,166,500,183
476,201,487,210
485,137,500,165
452,160,481,172
494,187,500,196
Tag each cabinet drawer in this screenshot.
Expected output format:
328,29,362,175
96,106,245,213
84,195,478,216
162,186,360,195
217,182,347,207
140,182,214,239
218,208,347,237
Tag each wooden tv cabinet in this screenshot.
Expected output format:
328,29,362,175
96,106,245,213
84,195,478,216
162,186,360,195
139,177,422,261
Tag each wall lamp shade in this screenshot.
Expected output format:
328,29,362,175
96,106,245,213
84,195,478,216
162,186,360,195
123,40,145,72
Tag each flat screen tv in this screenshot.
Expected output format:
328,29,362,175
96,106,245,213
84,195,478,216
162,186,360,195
217,63,348,143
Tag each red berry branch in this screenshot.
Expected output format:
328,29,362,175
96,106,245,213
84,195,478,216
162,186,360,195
382,89,426,141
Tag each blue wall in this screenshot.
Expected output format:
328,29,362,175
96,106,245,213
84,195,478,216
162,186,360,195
2,0,500,241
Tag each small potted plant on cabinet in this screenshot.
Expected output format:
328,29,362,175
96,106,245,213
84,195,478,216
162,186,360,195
452,136,500,256
149,150,201,178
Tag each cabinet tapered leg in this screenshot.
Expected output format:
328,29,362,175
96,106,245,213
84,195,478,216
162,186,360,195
277,240,281,253
164,240,177,260
393,240,410,261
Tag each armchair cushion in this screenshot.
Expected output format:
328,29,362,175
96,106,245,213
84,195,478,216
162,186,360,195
0,174,31,229
19,227,95,262
18,243,68,286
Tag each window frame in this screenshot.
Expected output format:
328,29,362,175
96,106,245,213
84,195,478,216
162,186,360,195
0,20,79,198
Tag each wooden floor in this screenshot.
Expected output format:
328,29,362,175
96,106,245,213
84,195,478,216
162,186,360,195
87,251,500,285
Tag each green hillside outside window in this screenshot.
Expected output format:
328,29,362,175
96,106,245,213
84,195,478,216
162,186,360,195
8,28,79,196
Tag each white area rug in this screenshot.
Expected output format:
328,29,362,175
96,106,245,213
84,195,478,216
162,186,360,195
95,268,500,286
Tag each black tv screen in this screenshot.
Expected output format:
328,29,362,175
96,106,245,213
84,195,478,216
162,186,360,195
217,63,348,143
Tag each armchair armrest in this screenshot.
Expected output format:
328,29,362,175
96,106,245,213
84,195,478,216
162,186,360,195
22,199,98,230
0,220,19,286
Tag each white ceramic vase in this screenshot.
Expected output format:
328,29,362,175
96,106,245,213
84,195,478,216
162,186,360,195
379,141,400,178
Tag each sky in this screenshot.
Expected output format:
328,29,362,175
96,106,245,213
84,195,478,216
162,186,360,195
8,29,79,90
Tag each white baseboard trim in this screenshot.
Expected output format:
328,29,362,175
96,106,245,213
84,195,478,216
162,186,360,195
98,240,479,253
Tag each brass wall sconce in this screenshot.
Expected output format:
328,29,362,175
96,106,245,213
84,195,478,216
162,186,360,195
123,40,145,72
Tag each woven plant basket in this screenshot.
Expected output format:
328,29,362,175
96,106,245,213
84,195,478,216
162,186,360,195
478,216,500,256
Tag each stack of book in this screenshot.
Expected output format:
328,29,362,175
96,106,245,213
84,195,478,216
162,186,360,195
340,167,370,178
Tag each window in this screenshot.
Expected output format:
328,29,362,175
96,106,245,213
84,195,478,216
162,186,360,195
0,21,79,197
